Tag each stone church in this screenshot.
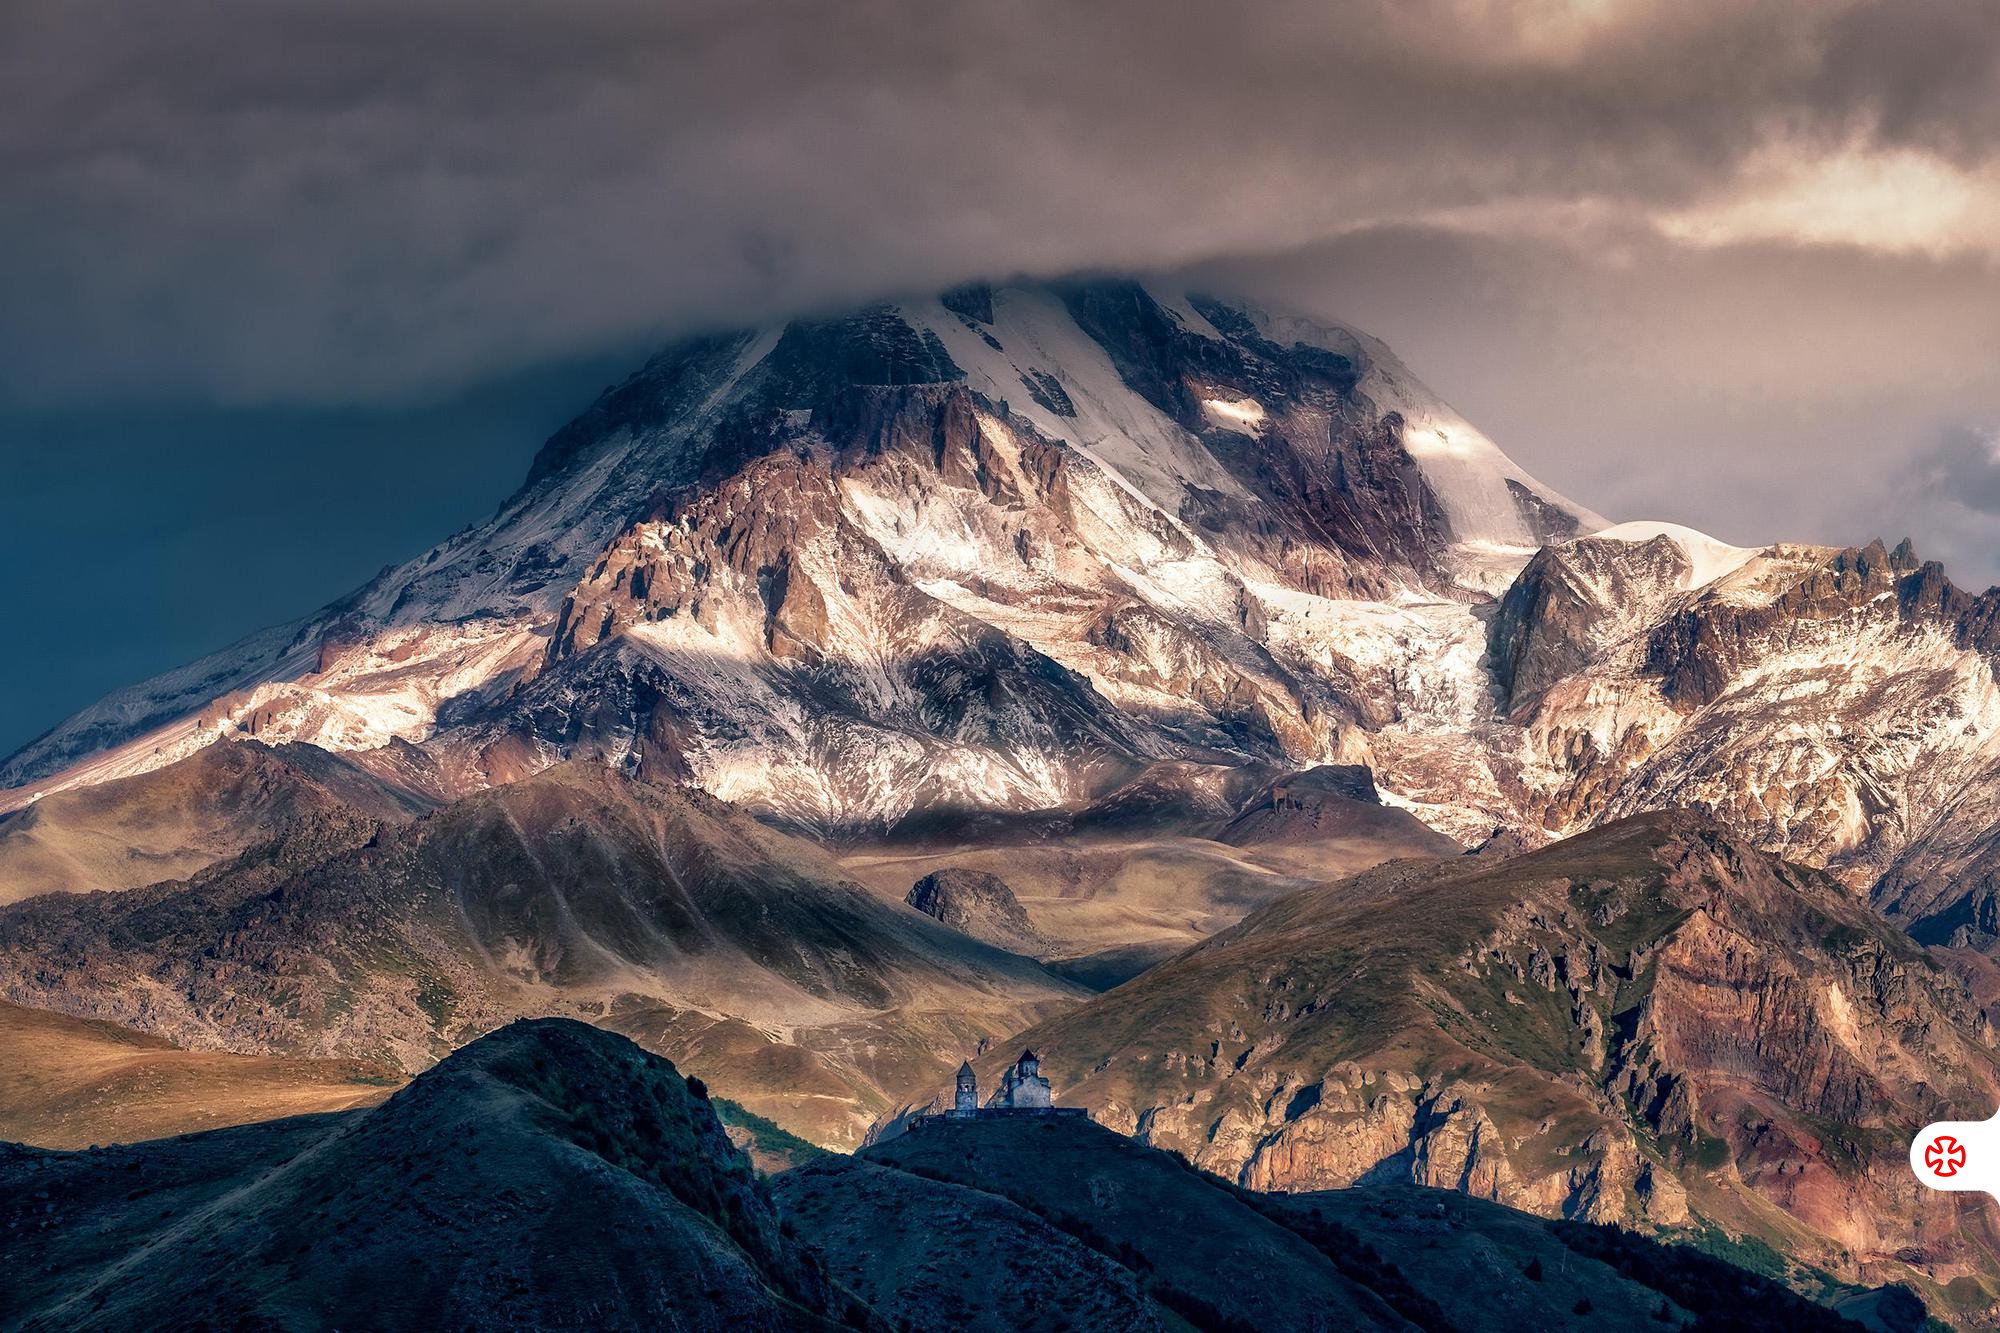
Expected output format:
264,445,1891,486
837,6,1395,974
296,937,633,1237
946,1050,1078,1119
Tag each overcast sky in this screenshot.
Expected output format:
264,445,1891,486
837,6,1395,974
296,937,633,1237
2,0,1998,755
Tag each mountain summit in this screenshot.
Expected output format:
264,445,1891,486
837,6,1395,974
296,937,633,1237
1,279,1598,832
13,276,2000,947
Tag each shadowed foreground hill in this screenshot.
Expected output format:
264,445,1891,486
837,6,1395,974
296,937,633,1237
0,1020,857,1332
776,1153,1171,1332
848,1115,1415,1330
834,1114,1875,1332
2,1020,1887,1332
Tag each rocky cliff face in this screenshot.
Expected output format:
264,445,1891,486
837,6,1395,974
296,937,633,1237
997,814,2000,1304
1479,525,2000,948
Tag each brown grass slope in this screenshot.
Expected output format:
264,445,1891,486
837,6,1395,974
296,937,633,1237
993,812,2000,1323
0,740,435,903
838,762,1459,987
0,1001,398,1149
0,763,1081,1148
0,1019,856,1332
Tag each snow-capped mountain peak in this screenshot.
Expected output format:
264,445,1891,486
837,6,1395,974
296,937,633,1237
4,278,1604,835
14,273,2000,955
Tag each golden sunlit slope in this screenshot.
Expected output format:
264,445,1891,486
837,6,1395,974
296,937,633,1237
0,1000,397,1149
0,739,433,904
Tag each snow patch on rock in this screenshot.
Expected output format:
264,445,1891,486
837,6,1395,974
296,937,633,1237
1201,396,1267,432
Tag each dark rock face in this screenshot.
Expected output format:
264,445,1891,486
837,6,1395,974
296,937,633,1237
761,305,966,397
524,333,760,488
1642,539,1925,708
1880,836,2000,948
1019,367,1076,416
906,868,1045,955
1506,477,1588,545
1055,281,1453,585
938,281,995,326
1489,533,1689,713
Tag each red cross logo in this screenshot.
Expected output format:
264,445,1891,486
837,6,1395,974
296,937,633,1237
1925,1135,1968,1178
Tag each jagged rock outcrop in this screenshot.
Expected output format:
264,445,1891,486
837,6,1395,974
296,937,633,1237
1490,530,1693,712
1481,525,2000,941
905,868,1046,955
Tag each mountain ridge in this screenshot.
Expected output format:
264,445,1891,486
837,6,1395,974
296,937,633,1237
982,811,2000,1311
0,761,1084,1146
15,275,1997,923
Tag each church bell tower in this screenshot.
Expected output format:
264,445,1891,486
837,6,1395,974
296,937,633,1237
954,1060,978,1114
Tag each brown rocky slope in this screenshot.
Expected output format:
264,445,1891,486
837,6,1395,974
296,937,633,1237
0,739,435,903
990,813,2000,1322
0,762,1080,1147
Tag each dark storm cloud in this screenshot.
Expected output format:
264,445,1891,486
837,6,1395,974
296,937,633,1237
3,0,1997,404
2,0,2000,755
1919,426,2000,518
